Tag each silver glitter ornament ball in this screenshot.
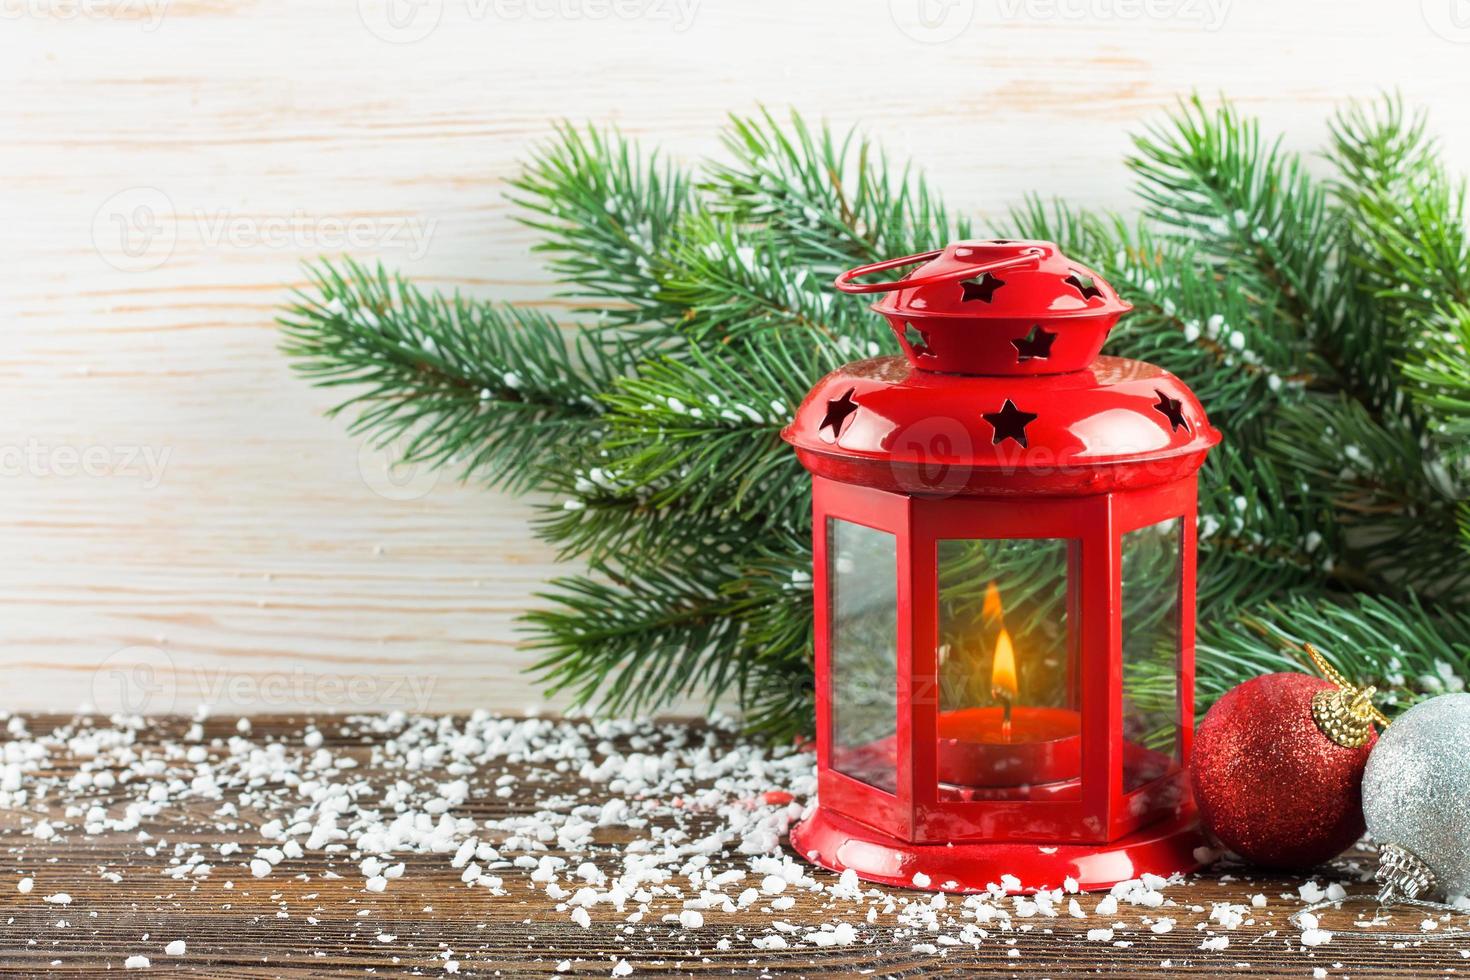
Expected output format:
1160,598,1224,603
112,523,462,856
1362,693,1470,899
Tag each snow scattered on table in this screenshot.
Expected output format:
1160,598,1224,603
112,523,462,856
0,711,1460,973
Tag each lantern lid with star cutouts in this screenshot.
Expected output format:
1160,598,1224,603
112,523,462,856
782,241,1220,496
833,239,1132,376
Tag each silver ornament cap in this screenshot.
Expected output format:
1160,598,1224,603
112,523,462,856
1362,693,1470,901
1374,843,1438,904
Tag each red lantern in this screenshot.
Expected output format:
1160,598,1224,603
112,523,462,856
783,240,1221,893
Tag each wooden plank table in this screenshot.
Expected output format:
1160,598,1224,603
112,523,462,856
0,714,1463,978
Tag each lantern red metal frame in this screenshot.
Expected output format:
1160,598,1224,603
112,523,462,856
784,240,1220,894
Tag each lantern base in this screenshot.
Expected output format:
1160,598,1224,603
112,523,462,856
788,805,1206,894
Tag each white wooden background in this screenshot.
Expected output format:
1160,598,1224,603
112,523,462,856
3,0,1468,715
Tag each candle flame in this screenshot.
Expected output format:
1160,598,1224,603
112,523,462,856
991,626,1018,700
982,580,1003,621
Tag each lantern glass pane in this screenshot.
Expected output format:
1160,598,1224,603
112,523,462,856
935,538,1079,794
828,518,899,794
1121,517,1183,793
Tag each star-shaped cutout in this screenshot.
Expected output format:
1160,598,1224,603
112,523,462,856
819,387,859,442
1063,271,1103,301
960,273,1006,303
1152,389,1189,432
902,322,931,355
982,399,1038,448
1011,324,1057,362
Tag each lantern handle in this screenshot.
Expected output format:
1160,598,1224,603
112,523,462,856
834,243,1051,295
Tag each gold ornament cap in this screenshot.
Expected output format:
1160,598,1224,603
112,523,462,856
1305,643,1390,749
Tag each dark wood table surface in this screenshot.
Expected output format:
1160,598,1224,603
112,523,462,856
0,714,1463,978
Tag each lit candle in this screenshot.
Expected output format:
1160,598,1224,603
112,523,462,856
990,625,1017,743
937,586,1082,789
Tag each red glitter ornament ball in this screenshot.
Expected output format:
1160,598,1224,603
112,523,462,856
1189,672,1376,869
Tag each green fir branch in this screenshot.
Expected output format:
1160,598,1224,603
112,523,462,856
705,108,971,272
1128,95,1341,345
1199,592,1470,716
524,561,748,720
279,98,1470,739
279,259,611,493
509,123,695,332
